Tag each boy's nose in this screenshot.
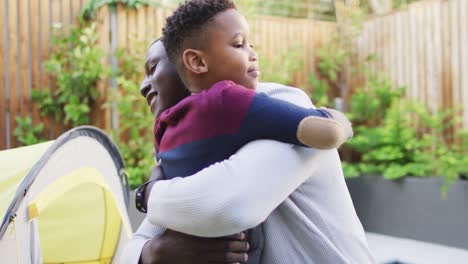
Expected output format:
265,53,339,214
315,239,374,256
249,51,257,62
247,44,257,62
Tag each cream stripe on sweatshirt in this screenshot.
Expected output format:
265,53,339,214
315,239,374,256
120,83,375,264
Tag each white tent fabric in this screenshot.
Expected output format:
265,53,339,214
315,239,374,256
0,126,131,264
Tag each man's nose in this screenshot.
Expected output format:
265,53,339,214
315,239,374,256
140,78,151,98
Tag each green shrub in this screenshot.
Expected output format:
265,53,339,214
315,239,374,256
15,22,108,145
13,117,45,146
109,42,155,188
344,78,467,194
310,31,467,194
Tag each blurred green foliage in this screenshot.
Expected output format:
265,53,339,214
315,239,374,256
15,22,108,146
109,42,155,189
311,33,468,194
258,44,304,86
13,117,45,146
37,23,107,126
80,0,158,21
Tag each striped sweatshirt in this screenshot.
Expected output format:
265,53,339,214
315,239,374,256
154,80,331,179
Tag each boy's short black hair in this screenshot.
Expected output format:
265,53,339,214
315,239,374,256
162,0,236,67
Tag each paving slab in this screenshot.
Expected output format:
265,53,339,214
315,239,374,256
367,232,468,264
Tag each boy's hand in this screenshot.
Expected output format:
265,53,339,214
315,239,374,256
141,230,249,264
319,107,353,141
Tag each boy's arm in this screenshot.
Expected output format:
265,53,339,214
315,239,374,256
146,85,333,237
214,81,352,150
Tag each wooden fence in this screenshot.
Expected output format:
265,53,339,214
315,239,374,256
354,0,468,132
0,0,91,149
1,0,467,150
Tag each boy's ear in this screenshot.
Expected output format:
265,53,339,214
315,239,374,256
182,49,208,74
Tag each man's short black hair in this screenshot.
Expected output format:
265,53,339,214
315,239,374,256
162,0,236,67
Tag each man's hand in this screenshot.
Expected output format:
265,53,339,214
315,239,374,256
140,230,250,264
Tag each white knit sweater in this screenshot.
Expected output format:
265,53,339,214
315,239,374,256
120,83,375,264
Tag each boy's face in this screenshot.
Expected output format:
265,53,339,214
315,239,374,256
203,9,259,89
140,41,190,118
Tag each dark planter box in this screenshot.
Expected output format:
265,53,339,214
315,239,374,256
346,175,468,250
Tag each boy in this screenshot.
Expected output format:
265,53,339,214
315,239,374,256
151,0,352,262
156,0,352,178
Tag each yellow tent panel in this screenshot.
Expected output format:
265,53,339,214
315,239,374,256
0,126,131,263
0,142,54,220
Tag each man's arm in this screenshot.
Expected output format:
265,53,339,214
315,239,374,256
147,85,329,237
121,167,250,264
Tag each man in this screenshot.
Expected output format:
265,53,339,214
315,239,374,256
121,37,375,264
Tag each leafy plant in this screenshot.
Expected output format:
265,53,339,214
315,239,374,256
33,23,108,128
13,117,46,146
308,3,468,193
343,74,468,194
80,0,158,21
15,22,108,145
109,41,155,188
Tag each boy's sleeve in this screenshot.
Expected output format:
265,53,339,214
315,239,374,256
217,82,348,150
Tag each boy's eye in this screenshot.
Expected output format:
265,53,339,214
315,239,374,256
233,43,244,48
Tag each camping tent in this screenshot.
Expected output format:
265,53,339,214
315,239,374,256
0,126,132,263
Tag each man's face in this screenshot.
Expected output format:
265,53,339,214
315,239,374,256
203,9,259,89
140,41,190,118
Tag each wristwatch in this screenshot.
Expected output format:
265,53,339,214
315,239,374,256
135,179,157,213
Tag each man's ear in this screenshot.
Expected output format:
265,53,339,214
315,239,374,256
182,49,208,74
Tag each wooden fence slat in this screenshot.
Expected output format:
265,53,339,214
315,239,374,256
8,0,19,147
440,0,454,140
408,4,419,100
117,4,127,48
0,0,6,149
394,12,404,87
94,5,110,131
19,0,30,121
128,8,137,46
71,0,82,24
387,13,395,84
449,0,461,136
375,17,383,74
357,21,368,87
155,6,163,38
441,0,451,111
433,1,443,112
137,6,145,42
62,0,72,37
40,0,52,141
424,1,436,110
460,0,468,129
367,20,375,74
400,10,413,89
51,0,62,137
417,4,427,104
146,5,154,43
30,0,41,131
